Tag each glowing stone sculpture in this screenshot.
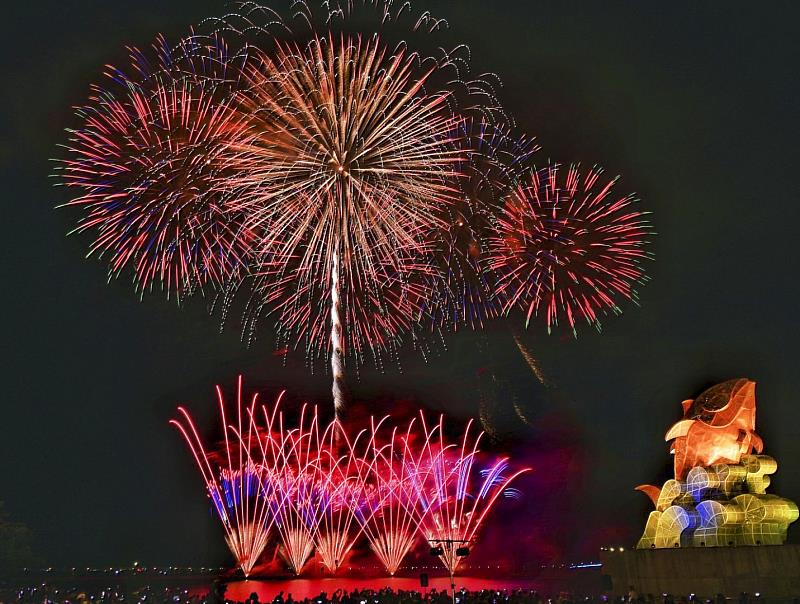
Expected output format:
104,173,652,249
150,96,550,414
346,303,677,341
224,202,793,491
636,379,798,549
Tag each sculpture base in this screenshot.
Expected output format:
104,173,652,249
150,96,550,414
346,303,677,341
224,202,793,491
601,545,800,599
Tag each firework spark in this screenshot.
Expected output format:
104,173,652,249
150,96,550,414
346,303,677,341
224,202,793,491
487,164,653,335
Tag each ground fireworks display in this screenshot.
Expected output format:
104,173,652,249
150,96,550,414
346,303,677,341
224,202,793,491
171,378,529,578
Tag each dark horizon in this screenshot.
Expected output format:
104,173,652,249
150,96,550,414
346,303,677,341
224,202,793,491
2,0,799,569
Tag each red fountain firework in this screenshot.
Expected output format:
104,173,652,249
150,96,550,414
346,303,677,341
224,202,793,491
170,380,273,577
250,401,364,574
487,164,653,335
354,417,435,576
170,378,530,577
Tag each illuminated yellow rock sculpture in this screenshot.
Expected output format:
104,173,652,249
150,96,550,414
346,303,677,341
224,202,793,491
635,379,798,549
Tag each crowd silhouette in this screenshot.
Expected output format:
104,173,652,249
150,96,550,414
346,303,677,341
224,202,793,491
0,584,778,604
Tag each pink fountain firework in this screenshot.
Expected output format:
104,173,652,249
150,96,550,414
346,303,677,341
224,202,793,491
354,417,434,576
487,164,653,335
417,415,529,576
170,380,272,577
170,377,530,577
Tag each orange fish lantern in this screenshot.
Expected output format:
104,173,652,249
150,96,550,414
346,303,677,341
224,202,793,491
665,378,763,480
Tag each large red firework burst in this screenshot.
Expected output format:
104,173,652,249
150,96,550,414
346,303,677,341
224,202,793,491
57,35,253,300
56,0,655,417
487,164,653,335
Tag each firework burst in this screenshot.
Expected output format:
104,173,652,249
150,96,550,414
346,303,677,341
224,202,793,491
55,1,532,418
227,33,466,409
57,35,253,301
487,164,653,335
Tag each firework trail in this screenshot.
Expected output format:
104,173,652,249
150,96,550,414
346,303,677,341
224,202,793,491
509,327,551,387
488,164,653,336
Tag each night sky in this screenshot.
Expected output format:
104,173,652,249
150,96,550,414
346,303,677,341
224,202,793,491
2,1,799,569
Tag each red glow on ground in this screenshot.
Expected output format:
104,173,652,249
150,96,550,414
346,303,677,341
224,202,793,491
220,577,545,601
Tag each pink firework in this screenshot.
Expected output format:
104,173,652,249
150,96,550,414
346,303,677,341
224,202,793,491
171,378,530,578
419,416,529,576
57,35,253,301
352,417,435,575
56,2,546,422
487,164,653,335
170,379,276,577
254,404,363,574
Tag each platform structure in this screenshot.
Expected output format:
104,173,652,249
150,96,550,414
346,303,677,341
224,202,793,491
601,545,800,598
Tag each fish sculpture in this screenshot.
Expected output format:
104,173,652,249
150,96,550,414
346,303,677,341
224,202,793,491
665,378,763,480
636,379,764,506
633,380,797,549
